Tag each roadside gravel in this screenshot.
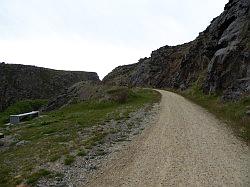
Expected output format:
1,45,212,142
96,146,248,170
37,102,160,187
87,90,250,187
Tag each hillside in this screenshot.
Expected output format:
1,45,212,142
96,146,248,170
103,0,250,101
0,87,160,186
0,63,100,111
0,0,249,186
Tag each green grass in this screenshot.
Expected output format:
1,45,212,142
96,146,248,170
0,99,48,127
25,169,63,186
26,169,51,185
83,132,107,149
180,83,250,142
0,88,160,186
64,155,75,165
77,149,87,157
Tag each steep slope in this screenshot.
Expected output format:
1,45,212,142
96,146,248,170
103,0,249,100
0,63,100,111
42,81,112,112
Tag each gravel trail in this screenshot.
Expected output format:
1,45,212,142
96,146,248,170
86,90,250,187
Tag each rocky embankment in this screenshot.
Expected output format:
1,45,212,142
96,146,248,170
104,0,250,100
0,63,100,111
42,81,115,112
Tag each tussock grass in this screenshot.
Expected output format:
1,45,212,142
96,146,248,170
77,149,87,157
26,169,51,185
64,155,75,165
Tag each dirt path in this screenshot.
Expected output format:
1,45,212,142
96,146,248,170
86,90,250,187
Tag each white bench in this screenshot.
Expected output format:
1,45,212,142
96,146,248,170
10,111,39,124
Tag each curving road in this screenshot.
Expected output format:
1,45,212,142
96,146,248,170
87,90,250,187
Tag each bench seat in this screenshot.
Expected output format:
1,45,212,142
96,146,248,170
10,111,39,124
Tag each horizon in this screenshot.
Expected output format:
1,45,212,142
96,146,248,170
0,0,228,79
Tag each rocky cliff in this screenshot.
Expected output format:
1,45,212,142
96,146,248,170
103,0,250,100
0,63,100,111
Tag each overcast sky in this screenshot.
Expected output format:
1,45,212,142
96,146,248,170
0,0,228,79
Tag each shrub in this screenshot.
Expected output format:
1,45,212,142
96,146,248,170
107,88,129,103
77,149,87,156
64,155,75,165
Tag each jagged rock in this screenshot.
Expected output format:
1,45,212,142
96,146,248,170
0,133,4,147
0,64,100,111
16,140,31,146
103,0,250,100
221,90,242,101
42,81,105,111
42,81,126,112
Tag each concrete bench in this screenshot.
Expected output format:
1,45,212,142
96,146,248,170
10,111,39,124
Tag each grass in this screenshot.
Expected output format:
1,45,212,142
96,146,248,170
0,88,160,186
180,82,250,143
26,169,51,185
25,169,63,186
83,132,108,149
77,149,87,157
64,155,75,165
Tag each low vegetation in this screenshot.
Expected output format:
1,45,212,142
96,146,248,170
26,169,51,185
64,155,75,165
0,88,160,186
180,82,250,143
106,87,130,103
77,149,87,157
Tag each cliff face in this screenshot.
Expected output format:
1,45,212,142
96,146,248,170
0,63,100,111
103,0,250,100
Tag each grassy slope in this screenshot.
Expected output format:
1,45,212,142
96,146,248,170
179,83,250,143
0,89,160,186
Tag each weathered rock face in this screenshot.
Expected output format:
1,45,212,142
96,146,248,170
42,81,131,112
0,63,100,111
104,0,249,100
42,81,108,112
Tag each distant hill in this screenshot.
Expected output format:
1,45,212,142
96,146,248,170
103,0,250,101
0,63,100,111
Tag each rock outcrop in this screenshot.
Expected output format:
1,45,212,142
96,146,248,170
42,81,133,112
42,81,108,111
0,63,100,111
104,0,250,100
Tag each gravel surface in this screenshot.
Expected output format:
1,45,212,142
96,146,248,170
87,90,250,187
37,102,160,186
